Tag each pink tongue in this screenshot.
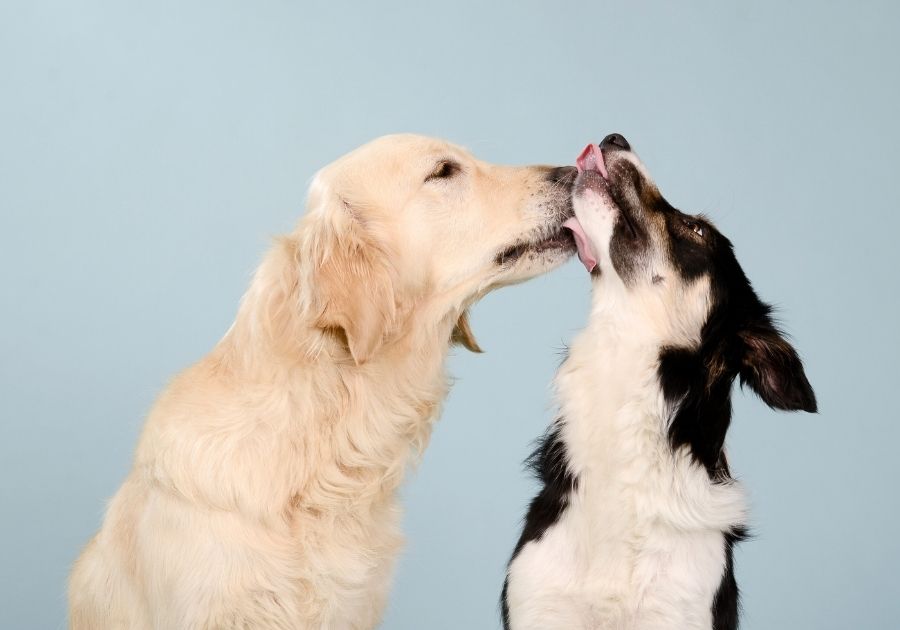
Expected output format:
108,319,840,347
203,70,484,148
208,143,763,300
563,217,597,272
576,143,609,179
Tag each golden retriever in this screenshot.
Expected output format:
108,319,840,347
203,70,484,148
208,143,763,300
68,134,576,629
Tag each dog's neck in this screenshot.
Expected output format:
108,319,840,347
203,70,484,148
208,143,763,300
224,276,456,417
558,274,703,474
207,245,459,512
224,238,457,376
556,276,746,532
560,271,739,485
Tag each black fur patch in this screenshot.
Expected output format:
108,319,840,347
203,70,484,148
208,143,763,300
712,527,748,630
659,346,735,478
500,422,578,629
606,160,652,282
659,232,815,476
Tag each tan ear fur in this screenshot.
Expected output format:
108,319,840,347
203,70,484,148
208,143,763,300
451,310,482,353
311,210,399,365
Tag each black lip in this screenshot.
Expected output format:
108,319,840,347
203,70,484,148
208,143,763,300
495,225,576,266
545,165,577,186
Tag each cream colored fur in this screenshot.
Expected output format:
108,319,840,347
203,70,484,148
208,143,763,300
69,134,573,629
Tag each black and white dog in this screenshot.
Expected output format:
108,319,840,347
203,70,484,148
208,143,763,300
502,134,816,630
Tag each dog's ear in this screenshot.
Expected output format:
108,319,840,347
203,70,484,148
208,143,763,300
308,200,399,365
738,316,817,413
451,310,482,353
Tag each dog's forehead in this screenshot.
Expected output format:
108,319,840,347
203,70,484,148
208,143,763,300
307,135,475,218
357,134,469,165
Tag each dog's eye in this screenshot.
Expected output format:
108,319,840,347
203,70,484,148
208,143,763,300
425,160,460,182
684,220,704,238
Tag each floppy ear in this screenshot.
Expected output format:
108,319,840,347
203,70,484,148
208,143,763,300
310,207,399,365
738,318,817,413
451,310,483,353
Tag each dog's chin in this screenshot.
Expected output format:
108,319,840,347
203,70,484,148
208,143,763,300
493,227,576,284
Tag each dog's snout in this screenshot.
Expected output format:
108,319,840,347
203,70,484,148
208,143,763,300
600,133,630,152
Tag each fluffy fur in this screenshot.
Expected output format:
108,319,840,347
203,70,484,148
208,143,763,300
503,135,815,630
69,134,576,630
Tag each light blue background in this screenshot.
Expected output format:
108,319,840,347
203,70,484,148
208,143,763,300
2,1,897,628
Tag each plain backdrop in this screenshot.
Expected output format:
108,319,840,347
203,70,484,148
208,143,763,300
2,1,898,628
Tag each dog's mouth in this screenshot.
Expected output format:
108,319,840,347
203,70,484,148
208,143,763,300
565,143,640,272
580,143,640,238
495,225,576,266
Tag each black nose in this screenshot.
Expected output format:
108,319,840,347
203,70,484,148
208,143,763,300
600,133,630,152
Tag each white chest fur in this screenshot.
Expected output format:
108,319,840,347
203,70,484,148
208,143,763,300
505,317,747,630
